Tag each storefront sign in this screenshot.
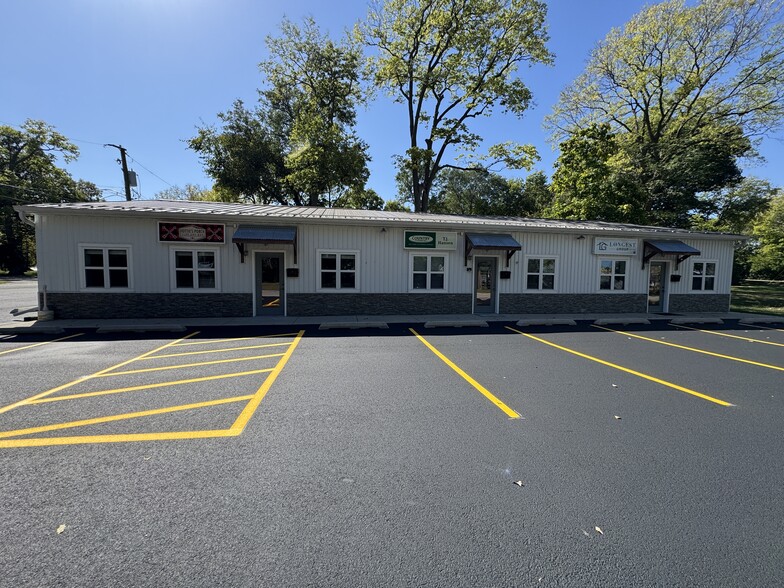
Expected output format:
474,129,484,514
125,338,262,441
404,231,457,250
159,223,225,243
593,237,638,256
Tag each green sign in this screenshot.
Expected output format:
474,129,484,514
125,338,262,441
404,231,457,250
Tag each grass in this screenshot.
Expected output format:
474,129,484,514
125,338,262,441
731,281,784,316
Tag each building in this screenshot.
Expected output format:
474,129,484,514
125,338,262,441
14,200,742,319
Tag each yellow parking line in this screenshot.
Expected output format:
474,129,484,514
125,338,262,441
674,324,784,347
506,326,732,406
170,332,300,347
230,330,306,433
95,353,286,377
29,368,275,404
409,328,520,419
0,332,84,357
594,325,784,372
0,429,239,448
0,331,199,414
142,342,291,360
739,323,784,333
0,395,254,440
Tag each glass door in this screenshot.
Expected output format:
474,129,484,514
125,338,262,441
474,257,497,314
648,261,667,313
255,253,284,316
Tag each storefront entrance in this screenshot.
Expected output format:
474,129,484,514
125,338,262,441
474,257,497,314
255,252,284,316
647,261,668,313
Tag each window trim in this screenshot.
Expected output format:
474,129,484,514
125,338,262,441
169,246,221,292
408,252,448,293
690,259,718,292
316,249,360,292
78,244,133,292
597,257,628,292
524,255,558,292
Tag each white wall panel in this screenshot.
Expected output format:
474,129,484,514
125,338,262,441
35,214,739,298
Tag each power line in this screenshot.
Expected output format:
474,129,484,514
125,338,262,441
128,155,174,188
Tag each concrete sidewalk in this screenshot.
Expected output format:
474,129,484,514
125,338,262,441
1,311,782,335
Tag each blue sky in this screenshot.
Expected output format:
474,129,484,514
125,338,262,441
3,0,782,203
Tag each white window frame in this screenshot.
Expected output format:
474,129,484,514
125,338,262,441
598,258,628,292
316,249,360,292
524,255,558,291
79,244,133,291
169,246,221,292
408,253,448,292
690,259,717,292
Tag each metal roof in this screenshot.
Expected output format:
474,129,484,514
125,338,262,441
14,199,746,239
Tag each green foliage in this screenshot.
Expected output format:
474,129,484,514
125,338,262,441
154,184,241,203
333,187,384,210
362,0,553,212
187,100,288,205
546,0,783,227
426,168,552,217
1,120,100,274
751,193,784,279
189,18,370,207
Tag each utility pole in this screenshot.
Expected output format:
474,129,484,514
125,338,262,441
105,144,132,201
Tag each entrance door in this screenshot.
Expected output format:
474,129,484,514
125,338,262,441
255,253,284,316
648,261,667,313
474,257,497,314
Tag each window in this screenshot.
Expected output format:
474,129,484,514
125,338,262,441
599,259,627,291
318,251,357,290
171,249,219,290
691,261,716,291
80,245,131,290
410,254,446,291
526,257,556,290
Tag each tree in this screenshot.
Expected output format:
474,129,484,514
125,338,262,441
333,186,384,210
750,191,784,279
1,120,99,274
188,100,288,205
691,177,777,282
189,18,370,207
362,0,553,212
546,0,784,226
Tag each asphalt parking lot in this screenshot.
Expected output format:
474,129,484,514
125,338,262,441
1,321,783,587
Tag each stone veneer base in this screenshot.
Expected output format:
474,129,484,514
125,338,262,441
500,293,648,314
47,293,253,319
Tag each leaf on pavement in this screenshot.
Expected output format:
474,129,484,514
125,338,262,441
56,524,66,535
595,526,604,535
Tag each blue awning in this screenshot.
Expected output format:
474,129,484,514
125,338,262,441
232,225,297,263
643,239,700,268
465,233,522,267
232,225,297,244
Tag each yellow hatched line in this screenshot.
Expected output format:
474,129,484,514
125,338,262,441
29,368,275,404
506,326,732,407
170,332,300,347
230,330,306,433
0,331,199,414
141,342,291,360
594,325,784,372
0,395,253,440
674,324,784,347
0,333,84,357
0,429,239,448
409,328,520,419
95,353,286,377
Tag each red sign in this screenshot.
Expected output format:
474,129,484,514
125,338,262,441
159,223,225,243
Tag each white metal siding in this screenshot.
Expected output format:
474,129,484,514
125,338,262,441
35,214,738,298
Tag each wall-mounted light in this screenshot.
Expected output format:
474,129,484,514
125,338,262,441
576,235,586,240
380,227,386,233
